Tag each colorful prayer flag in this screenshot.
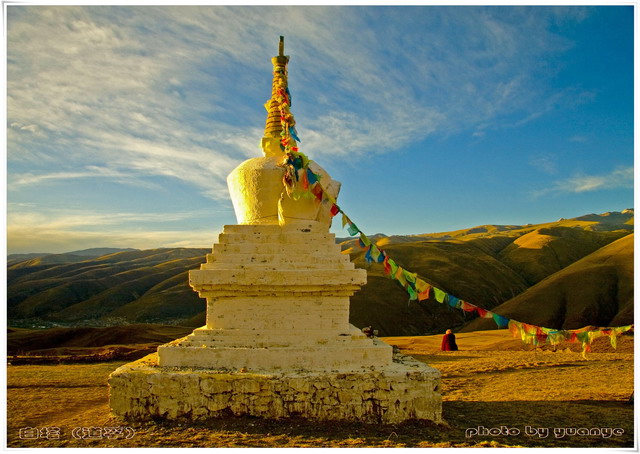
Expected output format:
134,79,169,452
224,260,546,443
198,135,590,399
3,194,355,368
492,313,510,328
395,267,408,287
307,168,318,185
311,184,323,201
364,246,374,263
433,287,447,304
383,255,391,274
401,270,416,286
461,301,476,312
475,307,488,318
407,284,418,301
448,295,461,309
370,245,381,262
388,258,399,276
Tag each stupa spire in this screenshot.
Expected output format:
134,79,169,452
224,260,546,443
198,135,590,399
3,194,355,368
261,36,294,157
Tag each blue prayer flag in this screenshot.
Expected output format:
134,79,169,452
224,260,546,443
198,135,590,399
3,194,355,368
364,246,374,263
492,313,510,328
307,168,318,185
290,126,301,143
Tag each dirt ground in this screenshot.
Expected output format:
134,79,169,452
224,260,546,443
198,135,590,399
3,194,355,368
6,330,634,448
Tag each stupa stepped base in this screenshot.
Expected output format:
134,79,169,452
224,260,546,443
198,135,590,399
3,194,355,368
157,325,392,371
170,324,372,348
109,352,442,424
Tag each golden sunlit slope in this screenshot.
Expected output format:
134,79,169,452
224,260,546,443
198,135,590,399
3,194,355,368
498,227,627,284
460,233,633,332
7,248,208,324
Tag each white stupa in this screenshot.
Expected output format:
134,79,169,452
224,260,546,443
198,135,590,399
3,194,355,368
109,37,442,424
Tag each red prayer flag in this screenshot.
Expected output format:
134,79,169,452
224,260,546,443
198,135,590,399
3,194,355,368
330,204,340,217
461,301,476,312
311,184,323,201
383,255,391,275
300,170,309,189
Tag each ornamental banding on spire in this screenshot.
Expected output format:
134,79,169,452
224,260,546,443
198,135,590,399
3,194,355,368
261,36,300,158
264,36,290,140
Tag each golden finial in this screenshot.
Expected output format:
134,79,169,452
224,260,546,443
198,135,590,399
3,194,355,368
261,37,292,155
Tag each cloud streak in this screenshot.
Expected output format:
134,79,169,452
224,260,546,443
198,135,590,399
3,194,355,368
7,208,223,253
532,166,633,198
8,6,591,196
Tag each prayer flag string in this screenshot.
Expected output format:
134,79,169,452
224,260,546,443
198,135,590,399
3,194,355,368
273,71,633,358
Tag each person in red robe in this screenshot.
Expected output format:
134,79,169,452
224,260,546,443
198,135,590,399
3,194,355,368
441,329,458,351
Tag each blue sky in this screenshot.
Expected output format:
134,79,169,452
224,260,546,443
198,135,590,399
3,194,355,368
6,5,634,254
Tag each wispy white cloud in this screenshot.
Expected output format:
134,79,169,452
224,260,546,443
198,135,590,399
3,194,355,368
569,135,589,143
7,6,258,201
7,208,223,253
11,166,135,186
8,5,591,190
529,154,558,175
532,166,633,197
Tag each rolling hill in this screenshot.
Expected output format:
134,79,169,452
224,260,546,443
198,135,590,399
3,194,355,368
460,233,634,332
6,209,633,336
8,248,208,325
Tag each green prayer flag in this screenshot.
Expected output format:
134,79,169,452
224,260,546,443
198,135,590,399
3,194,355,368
359,233,371,246
406,285,418,301
402,269,417,284
370,245,381,262
433,287,446,303
389,258,398,275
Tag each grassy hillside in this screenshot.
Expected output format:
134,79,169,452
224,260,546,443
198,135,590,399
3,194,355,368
498,227,626,285
461,233,634,331
6,210,633,335
8,248,208,325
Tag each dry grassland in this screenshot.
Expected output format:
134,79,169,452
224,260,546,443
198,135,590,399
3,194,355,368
6,330,634,448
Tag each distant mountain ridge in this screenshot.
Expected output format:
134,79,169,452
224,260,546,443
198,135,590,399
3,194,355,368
7,210,633,335
7,248,138,267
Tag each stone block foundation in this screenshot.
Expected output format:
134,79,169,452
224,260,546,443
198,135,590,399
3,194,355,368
109,352,442,424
